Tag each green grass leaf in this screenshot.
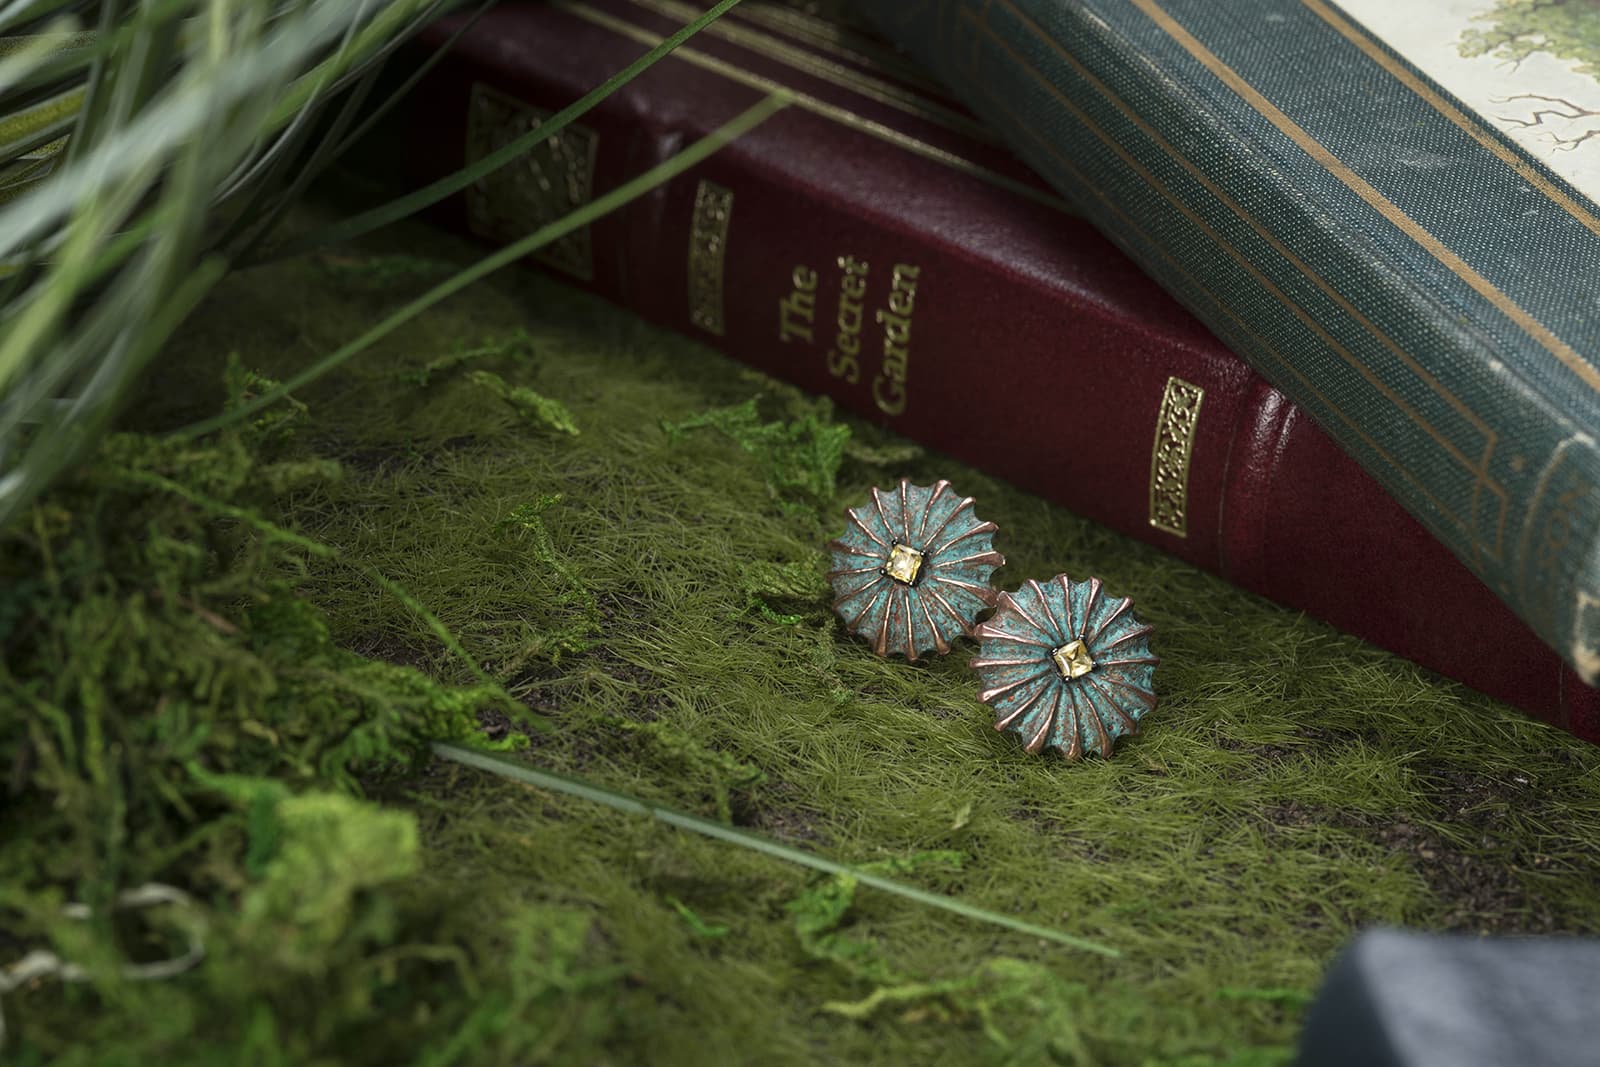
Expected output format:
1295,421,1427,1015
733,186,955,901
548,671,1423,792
173,89,791,441
255,0,754,264
432,741,1121,959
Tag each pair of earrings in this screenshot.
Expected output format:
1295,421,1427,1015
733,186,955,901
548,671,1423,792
826,479,1159,760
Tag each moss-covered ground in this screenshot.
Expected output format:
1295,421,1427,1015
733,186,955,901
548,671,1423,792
3,203,1598,1066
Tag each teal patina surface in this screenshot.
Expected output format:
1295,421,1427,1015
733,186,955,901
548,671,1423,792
826,478,1005,660
974,576,1159,760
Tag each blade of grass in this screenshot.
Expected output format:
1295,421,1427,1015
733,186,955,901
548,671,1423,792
432,741,1121,958
0,85,81,161
318,0,496,163
262,0,462,129
0,179,157,287
213,62,384,260
0,162,130,393
62,0,131,167
207,7,391,255
211,0,416,205
1,2,456,533
173,88,791,439
251,0,749,265
0,21,87,101
0,0,86,30
0,0,376,260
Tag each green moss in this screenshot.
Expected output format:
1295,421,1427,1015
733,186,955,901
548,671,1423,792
3,209,1598,1065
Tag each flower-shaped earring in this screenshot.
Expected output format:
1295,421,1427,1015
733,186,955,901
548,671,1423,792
972,575,1158,759
826,479,1004,660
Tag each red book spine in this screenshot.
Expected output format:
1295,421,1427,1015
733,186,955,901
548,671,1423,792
387,0,1598,744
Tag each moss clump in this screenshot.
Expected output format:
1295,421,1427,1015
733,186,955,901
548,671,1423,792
3,208,1598,1065
0,362,527,1064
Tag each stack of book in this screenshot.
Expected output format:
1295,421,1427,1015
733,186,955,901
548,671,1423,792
382,0,1600,744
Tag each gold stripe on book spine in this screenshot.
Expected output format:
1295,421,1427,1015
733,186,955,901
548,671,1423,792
464,83,599,282
552,0,1071,214
1302,0,1600,242
1149,376,1204,537
688,179,733,335
727,1,952,97
623,0,999,144
1132,0,1600,398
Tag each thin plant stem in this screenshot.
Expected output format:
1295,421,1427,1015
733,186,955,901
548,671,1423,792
432,741,1122,959
173,89,791,440
251,0,750,265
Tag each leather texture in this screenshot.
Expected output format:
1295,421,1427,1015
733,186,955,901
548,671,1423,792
858,0,1600,694
375,0,1598,742
1298,928,1600,1067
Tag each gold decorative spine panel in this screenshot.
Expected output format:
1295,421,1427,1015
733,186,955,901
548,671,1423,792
464,83,599,281
688,180,733,335
1149,376,1204,537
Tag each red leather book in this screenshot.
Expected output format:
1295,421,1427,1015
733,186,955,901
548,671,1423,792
378,0,1599,744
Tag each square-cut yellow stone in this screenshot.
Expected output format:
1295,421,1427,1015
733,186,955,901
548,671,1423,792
884,542,924,586
1052,640,1095,680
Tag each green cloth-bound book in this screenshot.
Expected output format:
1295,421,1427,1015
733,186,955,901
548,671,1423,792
858,0,1600,685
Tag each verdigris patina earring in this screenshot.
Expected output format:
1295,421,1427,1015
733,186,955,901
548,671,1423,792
826,478,1004,660
973,575,1158,759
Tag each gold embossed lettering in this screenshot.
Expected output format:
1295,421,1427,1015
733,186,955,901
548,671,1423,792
828,255,869,383
779,265,818,344
840,255,869,299
873,374,907,415
827,347,861,383
877,309,911,345
871,263,921,416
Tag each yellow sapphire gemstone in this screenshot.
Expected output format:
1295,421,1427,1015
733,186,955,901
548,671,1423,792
884,542,924,586
1051,639,1095,680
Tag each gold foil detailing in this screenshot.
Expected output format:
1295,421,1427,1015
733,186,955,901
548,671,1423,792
778,264,819,344
728,0,948,97
873,262,919,416
624,0,996,144
551,0,1071,215
688,179,733,335
884,542,924,585
1051,640,1095,680
827,254,869,384
464,83,598,281
1149,376,1204,537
